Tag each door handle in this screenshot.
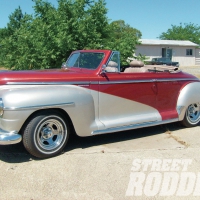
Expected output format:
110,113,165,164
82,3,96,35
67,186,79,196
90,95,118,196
152,83,158,94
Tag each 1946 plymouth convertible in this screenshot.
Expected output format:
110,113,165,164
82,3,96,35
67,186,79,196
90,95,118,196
0,50,200,158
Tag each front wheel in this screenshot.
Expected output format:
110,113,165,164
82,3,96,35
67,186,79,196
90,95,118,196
23,111,69,158
181,103,200,127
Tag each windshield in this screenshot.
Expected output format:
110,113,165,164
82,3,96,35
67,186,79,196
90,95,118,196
66,52,105,69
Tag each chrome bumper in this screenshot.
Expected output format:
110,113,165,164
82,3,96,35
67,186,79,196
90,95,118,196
0,129,22,145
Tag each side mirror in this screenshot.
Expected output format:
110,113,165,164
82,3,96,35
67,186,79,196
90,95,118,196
61,62,67,68
100,64,107,74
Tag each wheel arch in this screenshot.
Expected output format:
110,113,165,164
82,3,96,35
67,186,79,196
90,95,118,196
19,108,76,137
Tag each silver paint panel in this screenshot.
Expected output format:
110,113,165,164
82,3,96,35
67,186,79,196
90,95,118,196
98,92,162,129
89,89,105,130
177,82,200,120
92,118,179,135
3,102,75,111
0,85,98,136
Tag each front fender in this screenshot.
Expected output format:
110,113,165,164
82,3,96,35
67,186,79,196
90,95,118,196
0,85,98,136
177,82,200,121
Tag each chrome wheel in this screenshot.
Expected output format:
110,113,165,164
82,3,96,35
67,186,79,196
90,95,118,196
23,111,69,158
186,103,200,125
181,103,200,127
35,117,66,152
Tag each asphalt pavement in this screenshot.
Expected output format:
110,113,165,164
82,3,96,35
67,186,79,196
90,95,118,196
1,66,200,199
1,122,200,200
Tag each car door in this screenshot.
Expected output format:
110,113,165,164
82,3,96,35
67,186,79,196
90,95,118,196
153,73,183,120
98,52,162,129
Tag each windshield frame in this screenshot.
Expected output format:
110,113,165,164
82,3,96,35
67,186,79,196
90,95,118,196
65,52,105,70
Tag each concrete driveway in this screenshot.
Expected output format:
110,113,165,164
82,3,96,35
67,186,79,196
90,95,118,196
0,122,200,200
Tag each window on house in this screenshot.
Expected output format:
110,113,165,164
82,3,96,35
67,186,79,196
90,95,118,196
186,49,193,56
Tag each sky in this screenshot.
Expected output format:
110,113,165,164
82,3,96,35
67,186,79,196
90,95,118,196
0,0,200,39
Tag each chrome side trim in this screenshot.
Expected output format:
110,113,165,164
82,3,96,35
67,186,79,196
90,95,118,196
6,78,197,86
156,78,197,82
99,78,197,85
3,102,75,111
7,82,90,85
100,80,154,84
6,81,99,85
0,129,21,145
91,118,179,135
90,81,99,84
78,85,90,87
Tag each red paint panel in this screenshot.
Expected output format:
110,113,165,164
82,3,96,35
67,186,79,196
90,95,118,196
98,73,156,109
155,81,181,120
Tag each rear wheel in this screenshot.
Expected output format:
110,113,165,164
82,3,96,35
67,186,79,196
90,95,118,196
181,103,200,127
23,111,69,158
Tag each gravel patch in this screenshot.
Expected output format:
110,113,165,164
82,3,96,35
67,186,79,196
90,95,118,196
180,66,200,76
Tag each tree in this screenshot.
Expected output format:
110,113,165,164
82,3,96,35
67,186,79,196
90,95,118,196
0,11,33,69
0,7,25,39
0,0,111,69
159,23,200,45
0,6,33,68
7,6,25,35
106,20,142,65
0,0,141,70
109,20,141,39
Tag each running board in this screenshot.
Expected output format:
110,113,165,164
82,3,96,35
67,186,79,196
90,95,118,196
91,118,179,135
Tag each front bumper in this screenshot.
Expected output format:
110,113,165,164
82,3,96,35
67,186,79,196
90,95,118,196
0,129,22,145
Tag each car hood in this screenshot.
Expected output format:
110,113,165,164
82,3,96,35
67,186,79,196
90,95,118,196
0,68,93,85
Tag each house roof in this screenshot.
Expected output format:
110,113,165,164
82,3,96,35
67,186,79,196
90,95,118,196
139,39,199,47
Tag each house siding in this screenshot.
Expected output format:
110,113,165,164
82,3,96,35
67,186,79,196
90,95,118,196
196,48,200,65
136,40,199,66
172,46,196,66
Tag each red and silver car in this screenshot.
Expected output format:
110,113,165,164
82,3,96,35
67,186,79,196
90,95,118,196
0,50,199,158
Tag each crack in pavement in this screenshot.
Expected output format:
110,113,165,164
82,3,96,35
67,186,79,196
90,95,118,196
163,125,189,147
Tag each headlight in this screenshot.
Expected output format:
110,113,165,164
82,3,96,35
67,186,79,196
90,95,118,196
0,98,4,116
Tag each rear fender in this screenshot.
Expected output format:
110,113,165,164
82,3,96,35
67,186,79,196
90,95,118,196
177,82,200,121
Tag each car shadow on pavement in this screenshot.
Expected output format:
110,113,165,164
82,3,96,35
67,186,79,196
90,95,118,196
0,122,198,163
63,122,185,152
0,143,31,163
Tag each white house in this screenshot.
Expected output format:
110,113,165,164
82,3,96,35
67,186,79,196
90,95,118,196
136,39,200,66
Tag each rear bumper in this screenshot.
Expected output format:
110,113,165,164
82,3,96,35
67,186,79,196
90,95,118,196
0,129,22,145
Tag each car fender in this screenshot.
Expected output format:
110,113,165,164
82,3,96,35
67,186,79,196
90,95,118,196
0,85,98,136
177,82,200,121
